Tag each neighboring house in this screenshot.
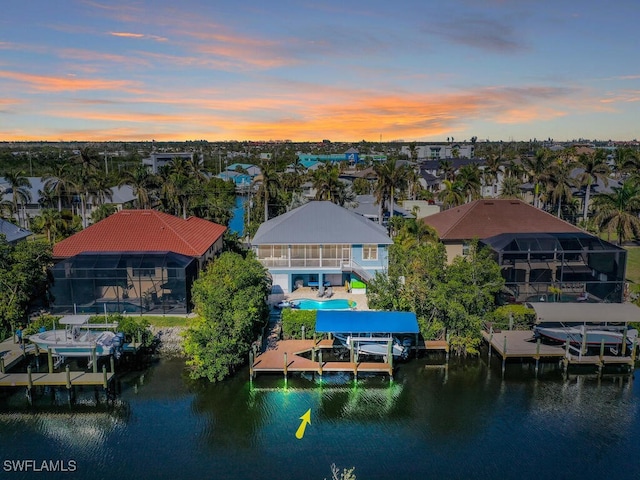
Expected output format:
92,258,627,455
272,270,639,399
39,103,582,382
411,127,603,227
0,218,31,244
217,170,252,189
50,210,226,314
346,195,414,224
401,144,475,160
227,163,262,178
251,201,392,294
142,152,199,174
1,177,137,226
422,199,626,303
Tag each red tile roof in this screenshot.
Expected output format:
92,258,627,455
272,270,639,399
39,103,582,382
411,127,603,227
422,199,582,241
53,210,226,258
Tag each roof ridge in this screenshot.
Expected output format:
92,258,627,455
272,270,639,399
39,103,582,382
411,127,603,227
154,211,200,256
441,202,475,237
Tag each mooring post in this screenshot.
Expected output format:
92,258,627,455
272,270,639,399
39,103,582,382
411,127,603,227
47,347,53,373
103,364,108,389
283,352,288,379
0,357,4,374
65,365,71,389
535,339,541,377
488,326,494,360
92,347,97,374
110,355,115,374
27,364,33,390
599,338,606,361
249,350,254,380
501,335,507,377
388,338,394,372
318,349,323,376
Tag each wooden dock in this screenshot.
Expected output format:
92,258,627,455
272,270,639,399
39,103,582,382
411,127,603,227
0,337,32,371
0,371,114,388
251,338,394,379
482,329,636,375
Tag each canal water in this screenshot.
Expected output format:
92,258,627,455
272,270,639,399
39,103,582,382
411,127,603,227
1,355,639,480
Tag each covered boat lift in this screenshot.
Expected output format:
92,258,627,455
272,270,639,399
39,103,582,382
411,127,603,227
316,310,420,334
526,302,639,325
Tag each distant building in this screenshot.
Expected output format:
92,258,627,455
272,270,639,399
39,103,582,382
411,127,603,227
142,152,200,174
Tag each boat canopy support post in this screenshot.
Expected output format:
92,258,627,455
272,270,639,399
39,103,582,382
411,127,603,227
47,348,53,373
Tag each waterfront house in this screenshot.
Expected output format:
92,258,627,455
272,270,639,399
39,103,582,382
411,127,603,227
251,201,392,294
422,199,626,303
50,210,226,314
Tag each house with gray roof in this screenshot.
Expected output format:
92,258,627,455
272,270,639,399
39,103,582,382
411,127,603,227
0,218,31,244
251,201,392,294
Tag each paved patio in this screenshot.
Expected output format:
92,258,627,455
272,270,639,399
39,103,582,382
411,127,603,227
272,286,369,310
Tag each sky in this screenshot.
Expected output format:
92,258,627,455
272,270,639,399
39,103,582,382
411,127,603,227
1,0,639,143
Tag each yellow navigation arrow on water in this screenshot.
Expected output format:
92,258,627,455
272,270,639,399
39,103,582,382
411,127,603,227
295,409,311,439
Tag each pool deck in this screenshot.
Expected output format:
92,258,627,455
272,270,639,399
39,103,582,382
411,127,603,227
281,287,369,310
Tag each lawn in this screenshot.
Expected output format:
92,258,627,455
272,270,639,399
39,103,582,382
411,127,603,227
625,246,640,287
137,316,193,328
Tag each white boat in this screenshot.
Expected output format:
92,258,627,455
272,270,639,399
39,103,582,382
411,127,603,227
534,325,638,349
28,315,122,359
335,334,408,360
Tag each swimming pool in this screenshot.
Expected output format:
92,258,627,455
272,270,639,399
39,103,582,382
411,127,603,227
292,298,356,310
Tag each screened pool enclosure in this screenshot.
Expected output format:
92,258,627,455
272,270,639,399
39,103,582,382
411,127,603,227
480,232,627,303
50,252,197,314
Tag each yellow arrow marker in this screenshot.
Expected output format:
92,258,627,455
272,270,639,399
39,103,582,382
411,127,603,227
295,408,311,439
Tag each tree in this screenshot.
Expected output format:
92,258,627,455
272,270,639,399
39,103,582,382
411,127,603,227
499,176,522,199
2,170,32,228
521,148,553,208
183,252,270,382
373,157,408,224
43,163,76,212
542,157,577,218
257,161,282,222
593,180,640,245
0,236,53,337
438,179,465,209
576,149,610,222
118,164,158,209
32,208,65,244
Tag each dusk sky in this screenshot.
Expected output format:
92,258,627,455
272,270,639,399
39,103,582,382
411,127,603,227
1,1,638,142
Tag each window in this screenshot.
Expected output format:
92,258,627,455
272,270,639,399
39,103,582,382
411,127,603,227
462,242,470,256
362,244,378,261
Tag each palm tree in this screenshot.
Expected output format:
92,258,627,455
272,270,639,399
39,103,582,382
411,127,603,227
575,149,610,222
43,163,76,212
257,161,282,222
593,180,640,245
499,176,522,199
312,163,341,202
457,163,482,202
542,158,577,218
438,179,465,209
437,159,455,181
2,170,32,228
521,148,553,208
32,208,64,244
373,158,408,224
118,164,158,209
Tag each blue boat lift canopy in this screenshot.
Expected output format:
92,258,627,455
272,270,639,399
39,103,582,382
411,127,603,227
316,310,419,334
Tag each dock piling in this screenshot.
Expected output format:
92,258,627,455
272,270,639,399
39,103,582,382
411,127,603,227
47,348,53,373
27,365,33,390
103,365,108,389
92,347,97,374
249,350,254,380
65,365,71,389
0,357,4,374
110,355,115,374
535,339,541,377
501,335,507,377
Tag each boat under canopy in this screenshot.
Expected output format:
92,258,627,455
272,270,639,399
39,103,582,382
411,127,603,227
316,310,420,360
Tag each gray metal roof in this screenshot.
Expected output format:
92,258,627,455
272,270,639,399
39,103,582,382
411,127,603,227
251,201,392,245
527,302,640,324
0,218,32,243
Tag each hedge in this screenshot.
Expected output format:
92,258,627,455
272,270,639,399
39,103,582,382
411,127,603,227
282,309,317,339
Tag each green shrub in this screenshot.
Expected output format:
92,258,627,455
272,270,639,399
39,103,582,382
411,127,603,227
24,314,61,336
282,309,316,339
485,304,535,330
90,313,152,346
